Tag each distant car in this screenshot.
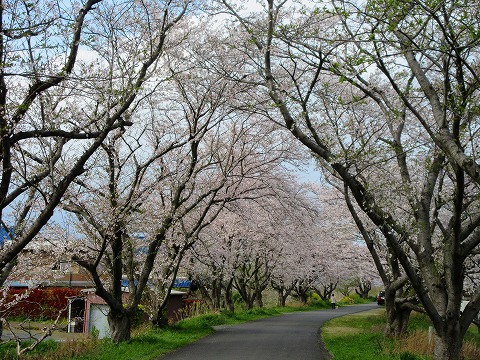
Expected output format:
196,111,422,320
377,291,385,305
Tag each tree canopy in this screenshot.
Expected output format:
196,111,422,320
1,2,479,359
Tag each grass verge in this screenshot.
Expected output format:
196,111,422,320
0,305,328,360
323,309,480,360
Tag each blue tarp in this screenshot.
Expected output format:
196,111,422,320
120,278,190,289
121,279,138,288
173,279,191,288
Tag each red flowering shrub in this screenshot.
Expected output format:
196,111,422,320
1,288,81,320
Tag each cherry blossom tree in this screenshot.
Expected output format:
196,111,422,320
216,1,480,359
62,76,236,340
271,238,322,306
60,15,304,339
142,115,300,321
314,185,376,293
0,0,192,340
189,179,375,309
341,182,423,335
0,0,191,281
187,174,317,310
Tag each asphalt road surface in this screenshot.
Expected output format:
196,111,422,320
158,303,378,360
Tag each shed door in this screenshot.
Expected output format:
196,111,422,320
89,304,110,339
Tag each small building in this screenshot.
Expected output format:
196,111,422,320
69,288,190,339
166,290,188,324
82,290,111,339
67,289,112,339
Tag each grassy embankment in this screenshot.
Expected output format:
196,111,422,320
323,308,480,360
0,304,329,360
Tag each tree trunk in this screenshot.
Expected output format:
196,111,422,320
198,284,215,312
433,332,463,360
277,289,288,307
246,297,254,309
383,284,415,338
224,280,235,313
108,309,133,343
384,300,412,337
355,279,371,299
152,303,168,328
298,290,308,305
212,280,222,311
314,283,336,301
255,290,263,307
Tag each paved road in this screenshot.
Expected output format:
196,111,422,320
158,303,378,360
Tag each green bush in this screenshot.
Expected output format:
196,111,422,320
339,294,373,305
307,293,330,308
173,313,224,330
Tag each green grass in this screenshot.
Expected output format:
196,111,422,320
322,309,396,360
9,299,477,360
0,305,327,360
0,321,213,360
70,327,212,360
323,309,480,360
0,339,61,360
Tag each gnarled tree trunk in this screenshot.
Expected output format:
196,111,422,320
108,308,133,343
384,293,412,337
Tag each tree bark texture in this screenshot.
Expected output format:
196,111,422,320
108,309,133,343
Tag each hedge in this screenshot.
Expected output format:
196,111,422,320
1,287,82,320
